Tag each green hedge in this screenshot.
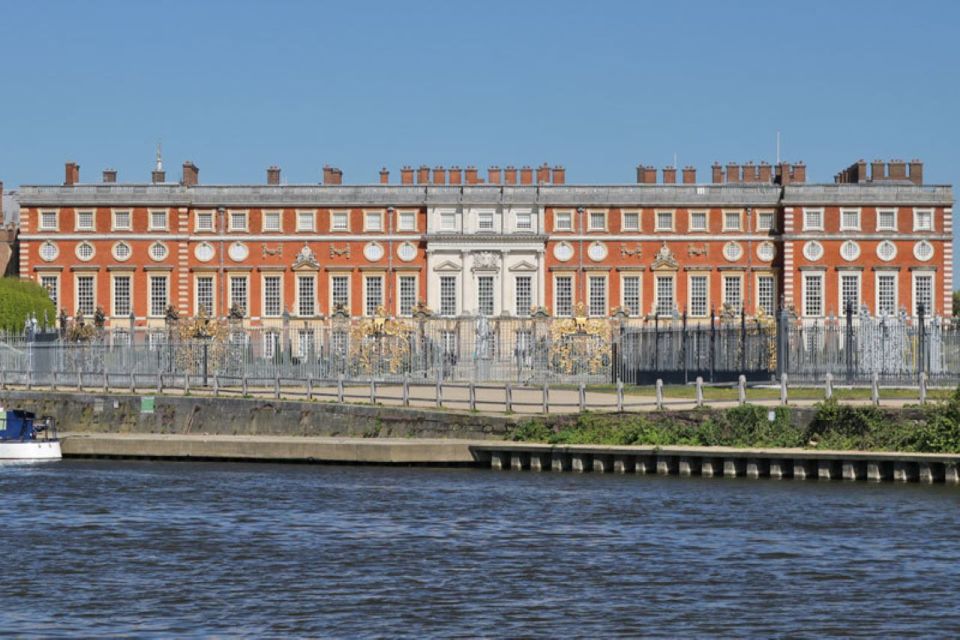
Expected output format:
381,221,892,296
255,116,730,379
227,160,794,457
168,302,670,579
0,277,57,331
511,388,960,454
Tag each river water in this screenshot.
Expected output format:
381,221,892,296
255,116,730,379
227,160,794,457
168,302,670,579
2,460,959,637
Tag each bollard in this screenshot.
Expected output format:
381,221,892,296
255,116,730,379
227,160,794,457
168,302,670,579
871,372,879,406
695,377,704,408
129,371,135,394
738,375,746,405
656,379,664,410
156,372,162,394
542,381,549,414
51,370,57,392
306,373,313,401
402,375,410,407
369,378,376,405
504,383,512,413
78,370,83,392
274,374,281,400
919,372,927,405
780,373,788,406
184,372,190,395
337,374,344,403
436,377,443,408
616,379,624,412
103,371,108,393
469,382,477,411
213,375,220,397
578,382,586,412
241,374,247,397
824,372,833,400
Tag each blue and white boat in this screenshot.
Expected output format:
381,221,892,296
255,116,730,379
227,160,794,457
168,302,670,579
0,408,61,460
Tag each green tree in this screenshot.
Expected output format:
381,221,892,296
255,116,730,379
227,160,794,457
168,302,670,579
0,277,56,331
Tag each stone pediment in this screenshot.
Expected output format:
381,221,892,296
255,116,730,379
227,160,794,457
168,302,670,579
508,260,538,272
651,242,679,271
433,260,462,273
292,244,320,270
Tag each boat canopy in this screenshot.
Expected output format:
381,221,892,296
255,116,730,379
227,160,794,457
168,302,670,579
0,410,37,441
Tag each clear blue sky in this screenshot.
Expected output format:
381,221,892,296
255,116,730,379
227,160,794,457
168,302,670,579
1,0,957,276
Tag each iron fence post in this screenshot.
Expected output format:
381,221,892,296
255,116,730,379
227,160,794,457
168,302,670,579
709,308,716,383
918,303,926,380
845,302,854,383
740,307,746,375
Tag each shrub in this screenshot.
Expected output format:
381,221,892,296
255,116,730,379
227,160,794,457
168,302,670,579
0,277,57,331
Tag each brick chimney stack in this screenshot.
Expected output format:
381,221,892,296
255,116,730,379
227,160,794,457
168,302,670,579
888,159,907,180
102,169,117,183
742,162,756,183
758,162,772,183
536,163,550,184
642,166,657,184
64,162,80,186
465,166,480,184
379,167,390,184
448,166,462,185
401,166,414,185
322,166,342,185
432,166,446,185
552,166,566,185
662,166,677,184
792,162,806,183
267,166,281,185
711,162,723,184
871,159,886,181
682,166,697,184
152,168,166,183
417,165,430,184
504,166,517,185
726,162,740,183
636,165,645,184
181,161,199,187
909,159,923,185
490,166,503,184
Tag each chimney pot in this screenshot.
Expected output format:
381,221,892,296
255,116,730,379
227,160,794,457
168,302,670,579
909,159,923,185
102,169,117,183
181,161,199,187
643,166,657,184
711,162,723,184
379,167,390,184
465,166,480,184
504,166,517,185
417,165,430,184
662,166,677,184
267,166,281,185
551,165,566,185
742,161,757,183
871,159,886,181
490,166,503,184
322,165,343,185
536,163,550,184
792,162,806,184
758,162,772,183
64,162,80,186
401,166,414,185
432,166,446,185
725,162,740,183
888,159,907,180
682,166,697,184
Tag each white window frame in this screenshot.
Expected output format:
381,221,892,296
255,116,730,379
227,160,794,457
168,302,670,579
912,272,935,317
654,274,675,316
363,210,384,232
621,211,640,232
655,211,675,232
840,208,861,231
553,274,574,317
363,274,384,316
75,274,97,316
514,275,533,316
439,275,458,316
262,274,283,318
148,274,169,318
228,274,249,317
149,209,168,231
477,212,495,232
195,211,215,232
838,272,861,315
802,273,824,318
913,208,934,232
228,210,248,232
621,274,641,316
112,209,132,231
329,274,350,312
876,208,898,232
439,212,458,232
330,210,350,232
875,272,898,317
39,210,59,231
476,275,495,316
587,210,607,232
587,274,608,317
722,210,742,232
688,274,709,318
296,210,316,232
75,210,95,232
195,275,216,317
296,274,317,317
515,212,533,232
553,210,573,232
688,211,708,232
722,273,743,312
803,208,824,231
397,210,417,232
111,273,133,317
397,274,418,317
756,211,775,232
263,210,283,232
756,273,776,316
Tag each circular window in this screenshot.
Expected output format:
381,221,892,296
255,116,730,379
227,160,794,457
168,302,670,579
587,241,607,262
840,240,861,262
75,242,95,262
756,242,776,262
914,241,934,262
397,242,417,262
228,242,249,262
554,242,574,262
150,242,168,261
113,242,131,262
194,242,214,262
876,240,897,262
39,241,58,262
723,242,743,262
363,242,384,262
803,241,824,261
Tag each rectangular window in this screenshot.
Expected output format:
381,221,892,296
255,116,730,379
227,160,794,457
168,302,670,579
365,276,383,316
689,275,708,317
149,276,167,317
656,211,673,231
150,210,167,230
294,211,313,232
113,211,131,230
723,211,741,231
841,209,860,230
478,212,494,231
263,276,281,317
723,275,742,312
757,212,775,232
331,275,349,310
877,209,897,231
440,212,457,231
440,330,458,360
622,212,640,232
113,275,131,317
297,275,316,316
196,277,214,316
263,211,282,232
40,211,57,230
297,329,315,359
516,212,532,230
364,211,383,232
331,211,349,231
877,274,897,316
803,274,823,317
655,276,674,316
515,276,532,316
757,275,776,316
196,212,214,231
554,211,572,231
914,274,933,316
40,276,58,309
229,212,247,231
914,209,933,231
840,274,860,314
554,276,573,317
477,276,494,316
440,276,457,316
588,212,606,231
263,331,279,360
229,276,248,316
398,211,416,231
804,209,823,231
399,276,417,317
622,276,640,316
689,212,707,232
588,276,607,317
76,211,94,231
77,276,95,315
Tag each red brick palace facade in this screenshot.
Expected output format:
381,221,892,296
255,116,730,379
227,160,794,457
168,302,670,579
15,158,953,329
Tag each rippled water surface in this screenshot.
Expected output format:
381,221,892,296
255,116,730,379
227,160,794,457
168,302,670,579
2,460,960,637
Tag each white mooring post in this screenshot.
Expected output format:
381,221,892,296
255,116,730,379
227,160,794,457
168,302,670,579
695,377,704,408
241,373,247,397
369,377,376,405
103,371,108,393
402,374,410,407
469,382,477,411
129,371,135,394
213,375,220,397
542,381,550,414
919,372,927,405
616,379,624,412
504,383,512,413
656,379,664,410
436,372,443,408
780,373,788,406
156,372,162,394
337,374,344,403
578,382,586,412
738,375,746,405
306,373,313,401
872,372,880,406
824,372,833,400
